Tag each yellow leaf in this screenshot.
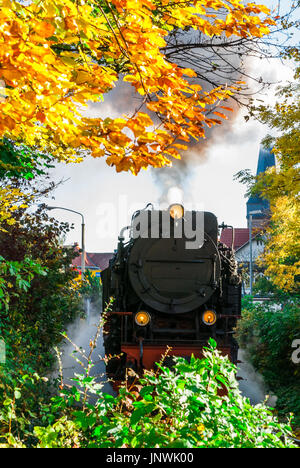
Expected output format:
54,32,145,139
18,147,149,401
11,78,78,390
182,68,197,78
35,21,55,38
123,75,138,83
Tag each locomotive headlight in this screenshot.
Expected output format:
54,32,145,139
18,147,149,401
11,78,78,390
135,311,151,327
202,310,217,326
169,203,184,220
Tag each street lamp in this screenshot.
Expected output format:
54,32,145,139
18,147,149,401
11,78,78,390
44,206,86,275
248,210,262,295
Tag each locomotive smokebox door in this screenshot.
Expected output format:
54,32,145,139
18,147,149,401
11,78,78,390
128,211,221,314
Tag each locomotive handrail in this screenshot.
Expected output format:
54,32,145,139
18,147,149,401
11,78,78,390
145,259,205,263
106,311,133,315
118,225,131,241
219,314,242,319
152,328,196,334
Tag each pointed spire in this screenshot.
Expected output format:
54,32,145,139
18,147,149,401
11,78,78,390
256,146,275,176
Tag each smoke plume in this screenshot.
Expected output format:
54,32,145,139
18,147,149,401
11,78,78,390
152,98,240,207
53,300,115,399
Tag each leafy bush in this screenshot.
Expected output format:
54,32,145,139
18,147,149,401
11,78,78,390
0,182,85,447
235,296,300,427
0,183,83,364
1,339,297,448
0,256,47,312
0,138,54,180
79,269,102,308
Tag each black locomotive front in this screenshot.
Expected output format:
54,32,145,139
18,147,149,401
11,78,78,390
102,205,241,378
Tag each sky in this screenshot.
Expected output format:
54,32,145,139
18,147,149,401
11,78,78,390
44,1,297,253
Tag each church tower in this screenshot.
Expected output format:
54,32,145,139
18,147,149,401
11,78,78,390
246,147,275,228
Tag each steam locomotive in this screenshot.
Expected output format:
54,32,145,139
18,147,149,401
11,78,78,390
102,204,241,379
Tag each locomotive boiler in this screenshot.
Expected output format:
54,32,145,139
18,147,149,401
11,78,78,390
102,204,241,379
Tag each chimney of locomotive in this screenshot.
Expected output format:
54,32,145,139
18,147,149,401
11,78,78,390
166,186,184,208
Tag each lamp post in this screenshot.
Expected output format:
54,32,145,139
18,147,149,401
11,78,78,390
248,210,262,295
44,206,86,275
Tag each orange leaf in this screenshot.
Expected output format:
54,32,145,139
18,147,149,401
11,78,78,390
35,22,55,38
220,106,233,112
213,111,228,119
36,111,46,123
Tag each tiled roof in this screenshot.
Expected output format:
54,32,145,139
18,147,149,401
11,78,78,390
72,250,114,270
220,228,249,251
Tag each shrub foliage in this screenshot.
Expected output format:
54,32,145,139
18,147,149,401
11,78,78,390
235,296,300,428
0,338,297,448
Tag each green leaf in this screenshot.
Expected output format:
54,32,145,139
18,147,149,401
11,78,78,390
14,389,21,400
